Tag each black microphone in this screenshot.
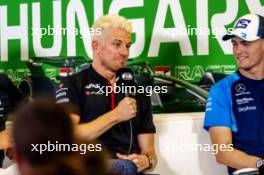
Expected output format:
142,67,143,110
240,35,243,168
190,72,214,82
115,68,136,155
115,68,136,98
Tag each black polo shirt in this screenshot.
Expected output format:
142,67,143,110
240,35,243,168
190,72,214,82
56,66,156,156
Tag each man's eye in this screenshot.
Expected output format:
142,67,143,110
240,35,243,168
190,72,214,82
232,43,237,47
113,42,121,47
243,42,250,47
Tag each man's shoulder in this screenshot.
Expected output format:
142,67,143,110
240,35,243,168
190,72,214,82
211,73,240,92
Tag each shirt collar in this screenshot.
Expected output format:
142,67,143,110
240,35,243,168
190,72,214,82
236,70,264,85
87,65,109,85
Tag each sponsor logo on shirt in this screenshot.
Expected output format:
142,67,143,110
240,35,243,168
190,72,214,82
85,83,101,89
236,97,254,105
59,83,64,89
85,91,104,96
234,84,252,96
238,106,257,112
56,87,70,103
235,83,246,93
56,87,68,94
56,91,67,99
85,83,104,95
56,98,69,104
205,98,212,112
0,100,4,117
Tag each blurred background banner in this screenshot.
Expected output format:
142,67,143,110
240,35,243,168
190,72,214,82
0,0,263,83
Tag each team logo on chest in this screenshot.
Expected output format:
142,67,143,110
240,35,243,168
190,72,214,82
234,83,257,112
85,83,103,95
235,83,246,93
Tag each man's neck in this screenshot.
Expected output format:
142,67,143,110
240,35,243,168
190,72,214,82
239,65,264,80
91,60,115,83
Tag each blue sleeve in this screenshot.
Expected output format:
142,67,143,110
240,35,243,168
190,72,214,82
203,83,237,132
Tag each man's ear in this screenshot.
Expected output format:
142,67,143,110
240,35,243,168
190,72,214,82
92,40,100,54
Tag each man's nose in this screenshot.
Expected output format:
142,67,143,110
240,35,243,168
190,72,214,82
234,44,244,56
119,45,129,57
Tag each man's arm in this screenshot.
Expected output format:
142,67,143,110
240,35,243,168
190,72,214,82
73,97,137,140
138,133,157,172
209,126,260,169
116,133,157,173
73,110,120,140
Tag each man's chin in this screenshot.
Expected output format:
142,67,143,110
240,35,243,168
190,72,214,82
237,64,252,70
112,66,125,72
116,64,126,70
236,61,249,69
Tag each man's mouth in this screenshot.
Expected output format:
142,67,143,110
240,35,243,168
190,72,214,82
236,57,248,62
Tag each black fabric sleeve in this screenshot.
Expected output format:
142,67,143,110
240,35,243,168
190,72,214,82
0,74,23,105
55,77,81,116
137,94,156,134
0,74,24,130
7,77,24,106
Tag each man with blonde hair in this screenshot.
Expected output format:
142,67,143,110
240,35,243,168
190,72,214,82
56,14,157,174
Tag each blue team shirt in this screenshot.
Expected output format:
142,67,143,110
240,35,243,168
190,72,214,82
204,71,264,174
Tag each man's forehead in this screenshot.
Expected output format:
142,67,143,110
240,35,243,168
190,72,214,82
231,37,263,46
107,28,131,41
231,37,250,43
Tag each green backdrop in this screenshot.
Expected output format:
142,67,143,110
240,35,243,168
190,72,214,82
0,0,263,83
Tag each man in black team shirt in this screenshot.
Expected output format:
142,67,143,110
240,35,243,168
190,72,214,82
0,74,23,167
56,14,157,174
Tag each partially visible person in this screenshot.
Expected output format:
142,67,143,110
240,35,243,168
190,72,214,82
0,74,24,125
12,99,110,175
204,14,264,174
0,74,24,167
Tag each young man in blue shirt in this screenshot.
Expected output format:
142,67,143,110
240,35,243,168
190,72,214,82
204,14,264,174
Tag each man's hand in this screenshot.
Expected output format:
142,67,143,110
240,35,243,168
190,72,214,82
0,129,12,150
116,153,149,172
114,97,137,123
209,126,260,169
74,97,137,140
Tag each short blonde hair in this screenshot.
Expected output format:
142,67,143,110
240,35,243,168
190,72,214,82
92,14,132,34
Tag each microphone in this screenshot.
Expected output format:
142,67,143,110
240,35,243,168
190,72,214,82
115,68,136,155
115,68,136,98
